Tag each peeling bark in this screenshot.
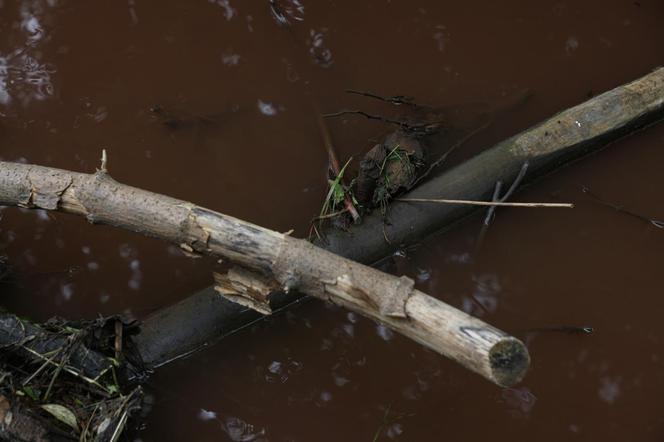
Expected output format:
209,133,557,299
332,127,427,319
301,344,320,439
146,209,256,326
0,161,529,387
214,267,280,315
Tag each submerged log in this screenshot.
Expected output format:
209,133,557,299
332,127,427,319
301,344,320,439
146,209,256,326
0,161,530,387
138,67,664,370
323,67,664,262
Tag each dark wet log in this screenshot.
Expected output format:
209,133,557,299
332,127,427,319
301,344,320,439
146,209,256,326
323,67,664,262
0,313,112,381
0,161,530,387
138,67,664,372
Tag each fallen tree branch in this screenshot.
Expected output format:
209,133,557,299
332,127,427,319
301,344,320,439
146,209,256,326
136,67,664,371
0,161,530,387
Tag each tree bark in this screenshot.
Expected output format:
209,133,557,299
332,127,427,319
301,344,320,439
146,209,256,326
0,161,529,387
138,66,664,370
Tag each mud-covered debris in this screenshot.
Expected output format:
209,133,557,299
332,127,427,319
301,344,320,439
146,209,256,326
356,131,425,212
0,314,148,441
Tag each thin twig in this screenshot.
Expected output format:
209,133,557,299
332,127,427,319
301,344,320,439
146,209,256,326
322,110,440,135
524,326,594,334
582,186,664,228
483,181,504,226
475,162,531,250
114,319,123,362
475,181,504,252
499,162,530,203
317,112,341,173
345,89,419,107
396,198,573,208
382,222,392,245
99,149,108,173
311,208,348,221
22,346,65,386
372,403,393,442
316,112,360,222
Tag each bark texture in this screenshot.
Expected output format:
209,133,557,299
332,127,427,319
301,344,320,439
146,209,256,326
0,161,529,387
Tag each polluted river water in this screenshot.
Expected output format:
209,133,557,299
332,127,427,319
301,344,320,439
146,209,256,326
1,0,664,440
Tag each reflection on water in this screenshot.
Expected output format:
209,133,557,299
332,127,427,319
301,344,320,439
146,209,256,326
598,376,621,404
466,273,501,316
196,408,267,442
270,0,306,26
264,358,303,384
501,387,537,418
257,99,278,117
209,0,236,21
1,0,56,108
0,51,55,106
307,27,333,68
223,416,267,442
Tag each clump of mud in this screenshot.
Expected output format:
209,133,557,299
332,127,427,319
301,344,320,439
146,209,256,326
355,131,426,212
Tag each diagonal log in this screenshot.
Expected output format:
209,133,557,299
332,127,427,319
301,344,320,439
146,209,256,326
137,67,664,369
0,161,530,387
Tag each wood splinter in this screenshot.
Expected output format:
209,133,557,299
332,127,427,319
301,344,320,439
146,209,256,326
0,160,530,387
214,267,279,315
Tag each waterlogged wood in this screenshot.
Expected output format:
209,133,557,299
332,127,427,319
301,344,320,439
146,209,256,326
0,161,530,387
138,67,664,371
321,66,664,262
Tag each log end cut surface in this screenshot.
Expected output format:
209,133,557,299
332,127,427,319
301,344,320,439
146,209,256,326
489,338,530,387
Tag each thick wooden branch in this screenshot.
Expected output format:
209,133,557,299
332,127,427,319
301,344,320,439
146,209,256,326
0,161,529,387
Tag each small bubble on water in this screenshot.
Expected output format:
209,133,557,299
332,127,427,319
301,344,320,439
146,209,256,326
565,36,579,53
197,408,217,421
387,423,404,438
598,376,621,404
416,268,430,282
333,374,350,387
61,283,74,301
376,324,394,341
268,361,282,374
257,100,277,116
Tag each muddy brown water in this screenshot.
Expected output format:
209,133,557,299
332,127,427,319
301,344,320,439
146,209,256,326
1,0,664,440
